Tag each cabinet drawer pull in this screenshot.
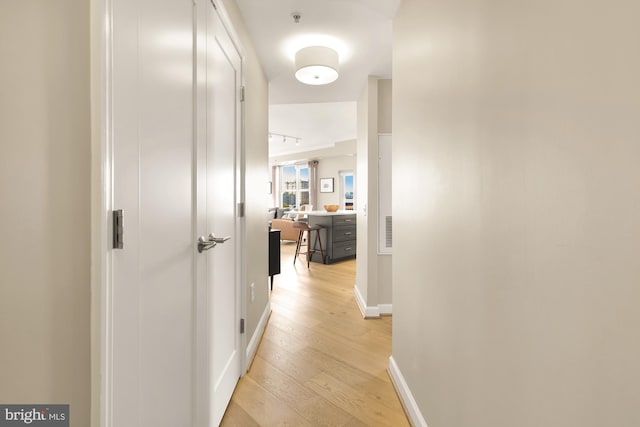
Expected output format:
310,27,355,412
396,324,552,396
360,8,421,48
345,247,352,251
344,232,352,236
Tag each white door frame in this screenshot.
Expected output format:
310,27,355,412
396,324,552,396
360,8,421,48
91,0,247,425
196,0,247,423
90,0,114,425
208,0,249,377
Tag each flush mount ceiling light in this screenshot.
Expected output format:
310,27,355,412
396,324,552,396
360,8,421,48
294,46,339,85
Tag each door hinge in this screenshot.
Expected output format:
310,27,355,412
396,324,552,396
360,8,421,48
237,202,245,217
113,209,124,249
240,86,245,102
240,318,245,334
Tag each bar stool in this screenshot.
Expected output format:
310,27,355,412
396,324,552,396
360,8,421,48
293,221,325,267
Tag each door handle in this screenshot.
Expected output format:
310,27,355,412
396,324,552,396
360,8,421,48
197,234,231,253
208,233,231,244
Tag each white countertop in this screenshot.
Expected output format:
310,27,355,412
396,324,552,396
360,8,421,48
304,210,356,216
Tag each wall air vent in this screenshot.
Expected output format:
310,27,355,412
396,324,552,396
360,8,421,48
385,216,392,248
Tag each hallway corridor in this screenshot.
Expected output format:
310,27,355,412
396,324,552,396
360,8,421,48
221,242,409,426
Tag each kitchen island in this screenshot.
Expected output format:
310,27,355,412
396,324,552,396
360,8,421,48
306,211,357,264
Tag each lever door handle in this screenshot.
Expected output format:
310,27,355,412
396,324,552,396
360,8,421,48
197,234,231,253
208,234,231,244
198,236,216,253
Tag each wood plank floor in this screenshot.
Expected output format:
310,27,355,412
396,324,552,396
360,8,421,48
221,241,409,426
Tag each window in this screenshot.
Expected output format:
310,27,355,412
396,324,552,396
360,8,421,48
280,165,309,208
340,171,355,211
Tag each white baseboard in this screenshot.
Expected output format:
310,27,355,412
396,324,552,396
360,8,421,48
354,284,379,318
353,285,393,318
245,300,271,370
379,304,393,315
388,356,429,427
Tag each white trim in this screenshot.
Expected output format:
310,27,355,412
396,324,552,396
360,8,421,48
245,299,271,370
208,3,245,423
212,1,251,384
379,304,393,315
354,284,381,318
388,356,429,427
193,4,210,425
92,0,113,424
210,0,245,58
211,0,248,379
354,285,393,318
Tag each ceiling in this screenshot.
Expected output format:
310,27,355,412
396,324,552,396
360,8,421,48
235,0,400,157
268,102,357,157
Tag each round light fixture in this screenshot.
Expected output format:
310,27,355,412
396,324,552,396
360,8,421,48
294,46,339,85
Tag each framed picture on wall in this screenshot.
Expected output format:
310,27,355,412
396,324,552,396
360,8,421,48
320,178,334,193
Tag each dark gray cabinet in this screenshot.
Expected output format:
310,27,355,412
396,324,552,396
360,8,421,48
308,214,356,264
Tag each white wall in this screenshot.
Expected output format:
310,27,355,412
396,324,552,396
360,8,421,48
355,77,393,315
0,1,91,425
378,79,392,134
355,78,374,304
392,1,640,426
377,80,393,305
316,155,356,209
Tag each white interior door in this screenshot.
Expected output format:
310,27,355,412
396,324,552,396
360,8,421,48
107,1,242,425
109,0,196,425
200,3,243,425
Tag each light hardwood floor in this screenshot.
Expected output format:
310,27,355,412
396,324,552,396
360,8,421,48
221,241,409,426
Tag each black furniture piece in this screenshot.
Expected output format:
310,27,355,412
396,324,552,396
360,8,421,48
268,229,281,290
308,213,356,264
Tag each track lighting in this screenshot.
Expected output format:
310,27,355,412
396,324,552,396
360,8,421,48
268,132,303,145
